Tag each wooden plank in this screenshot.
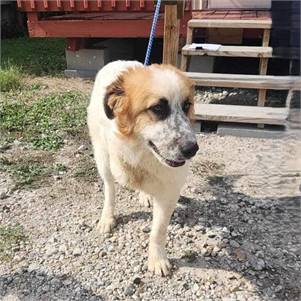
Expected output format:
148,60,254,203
258,28,271,106
182,45,273,58
186,73,301,90
180,26,193,71
188,19,272,29
194,104,289,126
26,18,165,38
163,4,179,66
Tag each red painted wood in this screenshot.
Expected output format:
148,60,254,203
18,0,183,12
140,0,145,8
83,0,88,9
66,38,86,51
30,0,35,9
126,0,130,8
26,13,191,38
17,0,22,8
43,0,48,9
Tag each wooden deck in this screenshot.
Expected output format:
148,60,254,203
194,104,288,126
182,45,273,58
192,10,271,21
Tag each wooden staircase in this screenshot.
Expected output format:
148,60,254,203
180,11,300,127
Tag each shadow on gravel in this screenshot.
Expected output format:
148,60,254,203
0,269,103,301
173,175,300,301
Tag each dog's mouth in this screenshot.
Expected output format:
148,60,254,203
148,141,185,168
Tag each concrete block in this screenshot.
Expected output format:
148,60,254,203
64,69,97,79
65,39,136,77
66,48,107,72
217,123,286,139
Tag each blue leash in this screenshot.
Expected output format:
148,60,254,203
144,0,162,66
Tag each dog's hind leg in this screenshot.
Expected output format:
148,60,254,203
92,140,116,234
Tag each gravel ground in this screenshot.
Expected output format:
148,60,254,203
194,87,288,107
0,130,300,301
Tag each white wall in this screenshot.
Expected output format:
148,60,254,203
208,0,271,9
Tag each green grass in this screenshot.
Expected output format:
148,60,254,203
2,37,66,76
0,156,49,187
0,224,26,261
0,66,23,92
0,91,87,150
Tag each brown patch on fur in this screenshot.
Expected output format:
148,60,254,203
118,158,149,189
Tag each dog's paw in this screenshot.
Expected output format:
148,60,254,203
139,192,153,208
148,247,171,276
97,217,116,234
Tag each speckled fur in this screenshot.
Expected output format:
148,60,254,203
87,60,197,276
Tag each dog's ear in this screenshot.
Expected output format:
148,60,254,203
104,75,134,136
104,76,126,120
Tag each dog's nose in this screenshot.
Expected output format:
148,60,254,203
180,142,199,159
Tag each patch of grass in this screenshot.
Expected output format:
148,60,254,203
2,37,66,76
0,91,87,150
0,66,23,92
0,224,26,261
0,157,49,187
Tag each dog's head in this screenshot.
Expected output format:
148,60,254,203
104,64,198,168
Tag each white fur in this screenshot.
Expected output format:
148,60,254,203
87,60,194,276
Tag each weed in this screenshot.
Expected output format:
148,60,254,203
0,66,22,92
0,224,26,261
0,157,48,187
0,91,87,150
2,38,66,76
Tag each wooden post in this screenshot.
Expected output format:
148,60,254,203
180,26,193,70
258,29,271,107
257,28,271,128
162,4,180,66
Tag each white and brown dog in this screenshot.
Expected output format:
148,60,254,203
87,60,198,276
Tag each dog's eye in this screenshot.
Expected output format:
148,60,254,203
182,100,192,114
149,98,170,120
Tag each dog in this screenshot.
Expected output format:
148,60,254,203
87,60,198,276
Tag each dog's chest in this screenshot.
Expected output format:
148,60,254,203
110,155,156,190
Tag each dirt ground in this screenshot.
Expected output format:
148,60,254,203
0,77,300,301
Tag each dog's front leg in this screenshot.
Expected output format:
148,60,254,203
148,197,177,276
97,173,116,233
92,140,116,234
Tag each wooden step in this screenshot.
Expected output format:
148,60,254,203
187,73,301,90
194,104,289,126
182,45,273,58
188,19,272,29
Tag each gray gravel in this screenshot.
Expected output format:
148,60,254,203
194,87,288,107
0,132,300,301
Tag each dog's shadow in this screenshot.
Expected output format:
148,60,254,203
118,175,300,301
